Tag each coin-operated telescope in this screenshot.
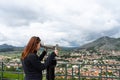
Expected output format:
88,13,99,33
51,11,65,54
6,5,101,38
40,43,59,50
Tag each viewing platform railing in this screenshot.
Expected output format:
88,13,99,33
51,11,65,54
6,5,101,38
0,62,120,80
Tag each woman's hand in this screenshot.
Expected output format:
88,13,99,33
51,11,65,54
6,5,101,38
44,48,48,52
54,49,58,56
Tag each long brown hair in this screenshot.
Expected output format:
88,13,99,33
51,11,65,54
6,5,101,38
21,36,41,60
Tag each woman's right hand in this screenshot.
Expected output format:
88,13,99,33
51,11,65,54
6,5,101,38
54,49,58,56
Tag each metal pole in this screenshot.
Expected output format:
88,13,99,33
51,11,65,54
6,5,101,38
72,67,73,79
18,63,20,80
78,64,80,80
119,69,120,80
1,62,3,80
100,64,102,80
106,65,107,80
65,63,67,80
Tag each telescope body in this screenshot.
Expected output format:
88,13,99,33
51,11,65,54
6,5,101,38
40,44,59,50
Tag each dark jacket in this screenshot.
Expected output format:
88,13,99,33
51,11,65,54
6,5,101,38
46,53,57,80
21,51,56,80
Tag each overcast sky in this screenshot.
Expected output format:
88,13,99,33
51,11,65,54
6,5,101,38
0,0,120,47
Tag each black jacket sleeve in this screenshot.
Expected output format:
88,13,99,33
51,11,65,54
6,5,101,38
45,52,56,67
38,50,47,61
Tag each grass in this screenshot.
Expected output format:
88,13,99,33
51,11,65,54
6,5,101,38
0,72,48,80
0,72,24,80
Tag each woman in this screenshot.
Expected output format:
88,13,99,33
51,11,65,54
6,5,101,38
21,36,58,80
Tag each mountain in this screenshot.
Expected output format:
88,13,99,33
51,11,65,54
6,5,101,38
1,36,120,52
79,36,120,51
0,44,23,52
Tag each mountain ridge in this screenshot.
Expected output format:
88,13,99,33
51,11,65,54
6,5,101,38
79,36,120,51
0,44,23,52
1,36,120,52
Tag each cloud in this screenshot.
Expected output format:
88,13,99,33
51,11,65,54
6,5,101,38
0,0,120,47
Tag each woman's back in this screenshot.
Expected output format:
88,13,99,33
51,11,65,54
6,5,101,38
22,53,44,80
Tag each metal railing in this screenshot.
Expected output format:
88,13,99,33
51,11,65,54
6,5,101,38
55,62,120,80
0,62,120,80
0,62,24,80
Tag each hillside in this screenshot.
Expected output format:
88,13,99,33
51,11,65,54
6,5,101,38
79,36,120,51
0,44,23,52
